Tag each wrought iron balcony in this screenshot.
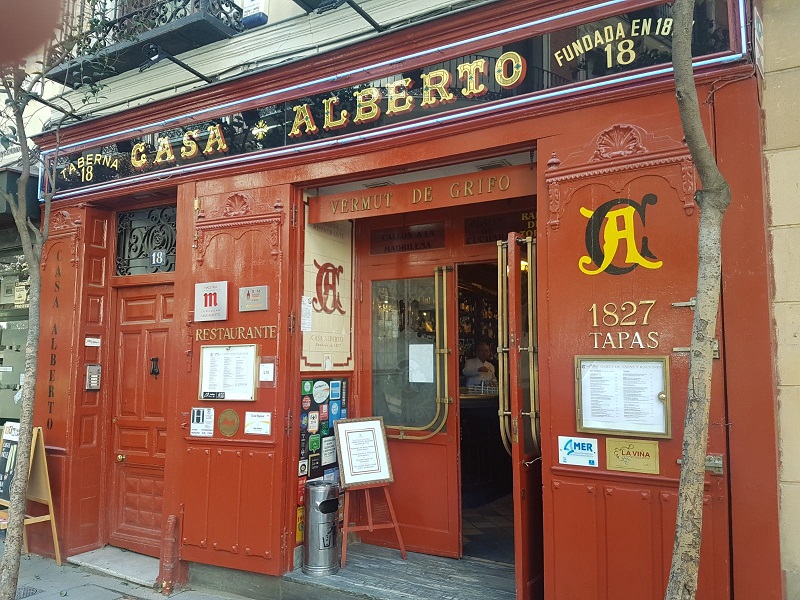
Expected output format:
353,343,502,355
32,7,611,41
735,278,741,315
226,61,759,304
46,0,244,88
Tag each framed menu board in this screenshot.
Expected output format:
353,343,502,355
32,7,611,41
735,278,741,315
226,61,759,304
575,356,671,438
334,417,393,488
199,344,257,401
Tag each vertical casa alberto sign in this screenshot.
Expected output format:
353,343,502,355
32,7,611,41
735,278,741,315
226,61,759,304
48,0,731,194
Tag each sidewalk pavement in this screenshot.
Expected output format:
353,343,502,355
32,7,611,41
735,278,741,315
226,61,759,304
1,538,251,600
0,537,394,600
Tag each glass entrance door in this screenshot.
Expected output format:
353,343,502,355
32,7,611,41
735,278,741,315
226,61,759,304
359,265,461,557
371,271,450,435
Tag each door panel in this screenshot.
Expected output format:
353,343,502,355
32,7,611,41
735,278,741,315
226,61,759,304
360,267,461,557
538,125,731,598
109,284,173,555
502,234,544,599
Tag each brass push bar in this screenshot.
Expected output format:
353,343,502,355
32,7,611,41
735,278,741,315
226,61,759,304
497,240,513,456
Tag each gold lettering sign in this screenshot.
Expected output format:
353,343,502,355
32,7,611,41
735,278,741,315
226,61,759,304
309,164,536,224
195,325,278,341
605,438,660,474
553,18,674,70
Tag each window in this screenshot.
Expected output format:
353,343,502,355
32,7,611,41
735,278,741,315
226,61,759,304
116,205,177,275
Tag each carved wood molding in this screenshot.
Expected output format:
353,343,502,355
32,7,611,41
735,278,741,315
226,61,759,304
193,191,286,264
196,191,280,222
545,124,695,231
194,215,281,266
43,210,83,267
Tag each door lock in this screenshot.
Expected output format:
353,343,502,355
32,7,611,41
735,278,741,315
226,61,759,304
117,454,126,462
150,357,160,379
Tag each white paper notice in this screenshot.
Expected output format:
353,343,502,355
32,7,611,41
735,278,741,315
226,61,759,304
321,436,337,465
345,429,380,475
301,296,313,332
408,344,435,383
190,407,215,437
244,411,271,435
259,363,275,382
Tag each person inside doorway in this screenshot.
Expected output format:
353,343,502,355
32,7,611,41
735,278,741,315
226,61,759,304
462,341,497,387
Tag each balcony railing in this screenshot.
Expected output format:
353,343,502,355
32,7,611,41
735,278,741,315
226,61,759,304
47,0,244,87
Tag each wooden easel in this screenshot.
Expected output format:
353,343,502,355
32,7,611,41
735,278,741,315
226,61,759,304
340,483,406,567
0,426,61,566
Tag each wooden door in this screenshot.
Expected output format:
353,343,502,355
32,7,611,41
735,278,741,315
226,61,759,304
109,284,173,556
358,264,461,557
538,125,732,598
501,233,544,599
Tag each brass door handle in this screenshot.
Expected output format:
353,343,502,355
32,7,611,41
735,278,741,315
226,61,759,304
117,454,126,462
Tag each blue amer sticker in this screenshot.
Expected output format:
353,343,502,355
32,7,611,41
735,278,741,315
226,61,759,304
330,380,341,400
558,435,599,467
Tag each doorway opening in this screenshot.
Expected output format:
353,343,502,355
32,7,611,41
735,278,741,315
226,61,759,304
353,196,543,597
457,262,514,564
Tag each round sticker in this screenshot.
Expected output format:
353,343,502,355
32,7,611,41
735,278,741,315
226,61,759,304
313,381,330,403
302,396,312,410
218,409,239,437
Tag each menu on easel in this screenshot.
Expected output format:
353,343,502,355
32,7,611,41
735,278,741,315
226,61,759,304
334,417,393,488
334,416,406,567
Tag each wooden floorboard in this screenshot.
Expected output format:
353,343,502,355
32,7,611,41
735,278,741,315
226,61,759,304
284,543,516,600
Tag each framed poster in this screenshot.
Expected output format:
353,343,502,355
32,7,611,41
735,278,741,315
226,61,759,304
575,355,671,438
199,344,257,401
334,417,393,488
0,421,20,504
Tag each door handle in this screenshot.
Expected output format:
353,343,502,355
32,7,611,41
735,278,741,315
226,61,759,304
117,454,126,462
150,357,160,378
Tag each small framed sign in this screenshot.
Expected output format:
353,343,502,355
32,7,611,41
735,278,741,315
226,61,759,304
334,417,393,488
194,281,228,322
575,355,671,438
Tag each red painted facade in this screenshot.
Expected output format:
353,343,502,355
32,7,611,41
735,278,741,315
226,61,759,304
27,1,781,598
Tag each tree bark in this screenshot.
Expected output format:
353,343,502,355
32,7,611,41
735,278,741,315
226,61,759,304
0,70,48,600
665,0,731,598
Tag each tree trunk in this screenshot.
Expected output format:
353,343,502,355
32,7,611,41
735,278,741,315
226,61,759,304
665,0,732,598
0,266,41,600
0,72,48,600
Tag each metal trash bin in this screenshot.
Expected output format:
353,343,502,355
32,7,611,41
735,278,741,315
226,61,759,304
303,480,340,575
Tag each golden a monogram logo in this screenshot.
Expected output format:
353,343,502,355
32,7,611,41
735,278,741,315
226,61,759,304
579,194,663,276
